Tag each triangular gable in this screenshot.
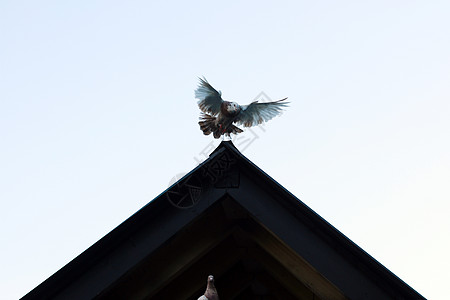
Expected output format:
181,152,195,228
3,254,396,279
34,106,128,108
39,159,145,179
22,141,425,299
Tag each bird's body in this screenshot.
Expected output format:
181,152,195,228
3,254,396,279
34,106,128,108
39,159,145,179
198,275,219,300
195,78,288,138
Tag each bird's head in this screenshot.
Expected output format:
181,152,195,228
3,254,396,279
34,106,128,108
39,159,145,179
227,102,240,113
208,275,214,283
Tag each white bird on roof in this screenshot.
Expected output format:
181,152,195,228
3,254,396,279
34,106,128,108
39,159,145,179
196,77,288,139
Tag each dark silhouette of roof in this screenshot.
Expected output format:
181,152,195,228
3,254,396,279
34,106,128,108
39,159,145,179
22,141,426,299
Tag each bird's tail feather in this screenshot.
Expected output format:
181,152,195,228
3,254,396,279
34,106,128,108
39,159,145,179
199,113,219,138
198,113,243,139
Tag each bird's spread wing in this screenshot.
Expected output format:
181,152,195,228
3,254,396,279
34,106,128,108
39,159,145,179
235,98,288,127
195,77,223,116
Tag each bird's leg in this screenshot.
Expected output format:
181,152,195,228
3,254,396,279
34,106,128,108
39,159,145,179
218,123,227,134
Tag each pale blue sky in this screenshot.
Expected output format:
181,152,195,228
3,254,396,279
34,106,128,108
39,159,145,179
1,1,449,299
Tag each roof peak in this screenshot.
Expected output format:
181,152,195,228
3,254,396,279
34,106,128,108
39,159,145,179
209,140,240,157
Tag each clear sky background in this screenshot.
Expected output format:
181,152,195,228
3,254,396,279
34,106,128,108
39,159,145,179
1,1,449,299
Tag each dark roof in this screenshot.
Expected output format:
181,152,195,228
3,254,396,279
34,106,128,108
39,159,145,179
22,141,426,300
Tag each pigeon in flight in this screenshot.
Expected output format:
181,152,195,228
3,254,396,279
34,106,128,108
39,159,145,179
195,78,288,138
198,275,219,300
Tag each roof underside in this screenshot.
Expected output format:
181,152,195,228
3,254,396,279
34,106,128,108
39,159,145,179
96,196,342,300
